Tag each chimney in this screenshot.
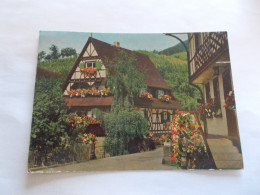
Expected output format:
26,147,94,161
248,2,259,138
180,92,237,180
113,41,120,47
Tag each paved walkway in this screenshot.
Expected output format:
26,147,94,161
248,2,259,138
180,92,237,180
41,147,177,172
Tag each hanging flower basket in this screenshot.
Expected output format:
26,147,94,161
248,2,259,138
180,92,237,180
223,91,236,111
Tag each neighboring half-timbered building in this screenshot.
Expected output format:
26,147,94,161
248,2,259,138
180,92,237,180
62,37,182,135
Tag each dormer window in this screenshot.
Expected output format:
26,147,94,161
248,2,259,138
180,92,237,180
157,90,164,96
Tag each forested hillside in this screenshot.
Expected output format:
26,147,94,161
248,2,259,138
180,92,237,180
159,40,188,55
37,56,77,79
138,51,200,111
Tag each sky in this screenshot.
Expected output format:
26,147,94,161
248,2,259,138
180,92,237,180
38,31,188,54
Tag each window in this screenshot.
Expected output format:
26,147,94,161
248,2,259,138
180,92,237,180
139,88,146,96
157,90,164,96
144,110,148,120
205,82,210,102
86,62,96,68
161,111,169,123
163,112,168,121
194,33,201,51
213,77,220,103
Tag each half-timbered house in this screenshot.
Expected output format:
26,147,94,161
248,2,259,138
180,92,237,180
188,32,243,168
62,37,182,135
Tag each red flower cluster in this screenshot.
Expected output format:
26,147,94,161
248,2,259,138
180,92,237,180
66,115,100,128
80,67,97,75
159,134,171,143
223,91,236,110
148,131,154,137
197,97,220,119
81,133,97,144
140,91,153,101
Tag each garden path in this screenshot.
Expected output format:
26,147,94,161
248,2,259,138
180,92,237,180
42,147,177,172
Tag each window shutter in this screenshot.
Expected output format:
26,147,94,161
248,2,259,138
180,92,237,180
144,110,148,120
96,61,102,70
167,112,171,122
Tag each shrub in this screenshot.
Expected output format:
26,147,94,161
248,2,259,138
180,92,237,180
104,110,148,156
30,76,69,166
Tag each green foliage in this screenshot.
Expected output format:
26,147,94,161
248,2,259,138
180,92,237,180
137,50,201,111
38,51,46,62
44,54,51,61
91,108,104,124
61,47,77,58
38,56,77,78
159,40,188,55
49,44,60,60
30,76,69,165
106,51,146,108
104,52,148,156
104,109,148,156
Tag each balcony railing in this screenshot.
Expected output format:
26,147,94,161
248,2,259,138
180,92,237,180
190,32,228,81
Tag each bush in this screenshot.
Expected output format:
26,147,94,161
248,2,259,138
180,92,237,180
104,110,148,156
30,76,69,166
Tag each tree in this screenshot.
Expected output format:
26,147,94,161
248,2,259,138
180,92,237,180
106,51,146,109
104,52,148,156
38,51,46,62
44,54,52,61
104,110,148,156
61,48,77,58
49,44,60,60
30,76,69,165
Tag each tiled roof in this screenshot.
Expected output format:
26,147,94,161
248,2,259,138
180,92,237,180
90,37,172,90
62,37,172,91
134,97,183,110
64,96,113,107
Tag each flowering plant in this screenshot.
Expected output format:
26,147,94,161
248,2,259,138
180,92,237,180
148,131,154,137
80,67,97,76
223,91,236,110
159,134,172,143
168,110,211,169
158,94,171,102
81,133,97,144
140,91,153,101
66,88,110,98
197,97,221,119
66,114,100,130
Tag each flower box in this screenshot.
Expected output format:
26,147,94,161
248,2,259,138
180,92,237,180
66,88,110,98
140,91,153,101
158,94,171,102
